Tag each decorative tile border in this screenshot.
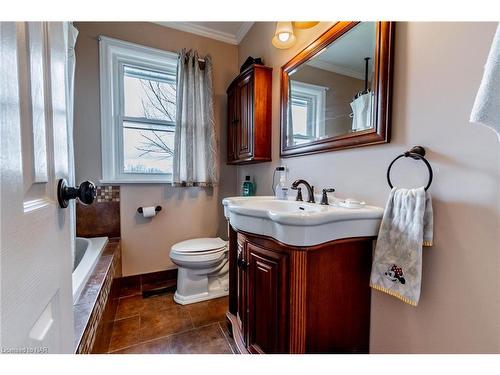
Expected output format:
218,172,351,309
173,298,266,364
96,185,120,203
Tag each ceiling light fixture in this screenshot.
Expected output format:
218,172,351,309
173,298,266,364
272,22,296,49
293,22,319,29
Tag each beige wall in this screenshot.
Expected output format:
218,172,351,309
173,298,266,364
237,22,500,353
73,22,238,276
292,65,365,136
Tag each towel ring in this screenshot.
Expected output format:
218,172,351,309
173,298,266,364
387,146,433,191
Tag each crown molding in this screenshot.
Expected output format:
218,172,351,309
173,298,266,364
235,22,254,44
153,22,254,45
306,59,365,80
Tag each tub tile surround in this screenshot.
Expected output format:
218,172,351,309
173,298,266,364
74,239,122,353
76,185,120,238
108,289,233,353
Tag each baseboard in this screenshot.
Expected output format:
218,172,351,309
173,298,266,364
118,269,178,298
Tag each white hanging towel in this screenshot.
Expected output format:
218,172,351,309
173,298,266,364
470,24,500,140
370,187,433,306
350,92,373,131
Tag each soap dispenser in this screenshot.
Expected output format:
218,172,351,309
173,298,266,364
274,167,289,200
242,176,255,196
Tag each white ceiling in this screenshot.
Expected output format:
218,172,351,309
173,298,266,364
154,22,254,45
307,22,376,79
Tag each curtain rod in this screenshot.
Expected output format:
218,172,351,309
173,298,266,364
96,36,206,67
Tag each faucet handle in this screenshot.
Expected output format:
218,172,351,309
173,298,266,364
291,186,303,201
320,188,336,205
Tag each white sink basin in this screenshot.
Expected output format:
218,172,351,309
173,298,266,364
222,196,384,246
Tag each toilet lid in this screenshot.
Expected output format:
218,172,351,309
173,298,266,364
171,237,227,254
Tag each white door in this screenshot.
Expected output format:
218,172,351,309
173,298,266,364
1,22,74,353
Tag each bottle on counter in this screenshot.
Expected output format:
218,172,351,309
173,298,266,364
242,176,255,196
275,170,289,200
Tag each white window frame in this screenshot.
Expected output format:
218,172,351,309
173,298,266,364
99,36,178,184
290,80,327,141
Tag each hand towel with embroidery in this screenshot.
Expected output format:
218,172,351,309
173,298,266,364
370,187,433,306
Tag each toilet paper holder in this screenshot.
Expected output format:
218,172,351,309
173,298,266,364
137,206,162,214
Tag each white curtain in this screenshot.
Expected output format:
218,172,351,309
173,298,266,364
172,49,217,187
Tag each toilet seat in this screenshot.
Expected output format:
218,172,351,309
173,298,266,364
170,248,227,267
171,237,227,254
171,247,225,257
170,237,228,269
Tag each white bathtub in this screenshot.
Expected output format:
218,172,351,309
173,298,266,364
72,236,108,304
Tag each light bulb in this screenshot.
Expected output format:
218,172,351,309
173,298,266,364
272,22,296,49
278,32,290,42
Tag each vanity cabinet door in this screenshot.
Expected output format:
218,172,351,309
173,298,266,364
246,243,288,354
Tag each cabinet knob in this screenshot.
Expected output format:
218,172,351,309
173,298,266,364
237,256,249,270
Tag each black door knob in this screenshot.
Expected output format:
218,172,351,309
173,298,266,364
57,179,97,208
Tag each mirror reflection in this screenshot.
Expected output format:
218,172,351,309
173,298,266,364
287,22,376,146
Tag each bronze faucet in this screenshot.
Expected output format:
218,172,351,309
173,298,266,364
291,179,315,203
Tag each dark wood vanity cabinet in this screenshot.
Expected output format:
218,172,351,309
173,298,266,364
227,64,272,164
227,225,374,354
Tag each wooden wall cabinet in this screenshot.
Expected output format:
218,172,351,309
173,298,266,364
227,64,272,164
227,225,374,354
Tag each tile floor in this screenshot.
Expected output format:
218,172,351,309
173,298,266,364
108,283,235,354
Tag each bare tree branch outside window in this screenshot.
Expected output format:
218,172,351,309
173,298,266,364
134,79,176,160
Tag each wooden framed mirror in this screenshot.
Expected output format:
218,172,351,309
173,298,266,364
280,22,395,157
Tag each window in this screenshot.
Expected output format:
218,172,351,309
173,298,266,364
289,80,327,145
122,66,176,174
99,36,178,183
291,95,315,143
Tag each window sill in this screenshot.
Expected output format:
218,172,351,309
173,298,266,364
99,179,173,185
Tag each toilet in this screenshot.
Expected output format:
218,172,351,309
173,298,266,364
169,237,229,305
